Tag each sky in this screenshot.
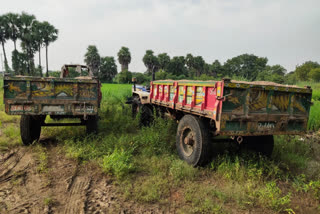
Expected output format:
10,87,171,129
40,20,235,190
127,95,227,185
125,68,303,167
1,0,320,73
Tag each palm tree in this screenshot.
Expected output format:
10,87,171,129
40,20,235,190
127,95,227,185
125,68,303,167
32,21,45,75
5,12,20,51
19,12,37,75
84,45,100,77
143,50,159,81
41,21,58,77
0,15,10,71
117,46,131,72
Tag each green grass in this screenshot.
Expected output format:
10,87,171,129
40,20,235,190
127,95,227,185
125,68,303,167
297,81,320,101
308,101,320,131
1,82,320,212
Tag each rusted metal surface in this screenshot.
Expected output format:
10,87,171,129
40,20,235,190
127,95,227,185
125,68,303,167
140,79,312,136
3,70,101,117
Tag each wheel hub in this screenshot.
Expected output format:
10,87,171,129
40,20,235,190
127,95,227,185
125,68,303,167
181,128,195,157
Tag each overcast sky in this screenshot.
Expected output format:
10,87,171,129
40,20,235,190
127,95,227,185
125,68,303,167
1,0,320,73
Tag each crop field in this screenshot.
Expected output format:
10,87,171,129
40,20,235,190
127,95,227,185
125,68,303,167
1,81,320,213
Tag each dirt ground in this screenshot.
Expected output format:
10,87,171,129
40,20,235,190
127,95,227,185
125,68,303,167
0,141,171,214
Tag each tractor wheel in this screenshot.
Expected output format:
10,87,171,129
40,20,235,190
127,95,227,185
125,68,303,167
241,135,274,157
132,96,154,126
20,115,42,146
86,116,98,134
176,115,210,166
139,105,153,126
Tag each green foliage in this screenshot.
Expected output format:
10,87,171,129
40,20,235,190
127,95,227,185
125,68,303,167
157,53,170,70
115,69,132,83
272,136,313,172
142,50,159,80
308,68,320,82
102,148,134,179
210,59,223,77
11,50,28,75
99,56,117,82
223,54,268,80
249,181,292,212
183,183,226,214
84,45,100,77
293,174,320,200
167,56,187,76
169,159,198,182
34,145,49,173
308,101,320,131
295,61,320,81
0,12,58,76
117,46,131,71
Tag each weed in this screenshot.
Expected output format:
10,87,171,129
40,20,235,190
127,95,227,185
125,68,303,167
132,175,170,203
34,145,49,173
183,182,226,213
308,101,320,131
169,159,199,183
101,148,134,179
43,197,54,206
273,136,313,172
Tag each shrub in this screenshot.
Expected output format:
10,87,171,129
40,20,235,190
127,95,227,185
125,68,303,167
101,148,134,179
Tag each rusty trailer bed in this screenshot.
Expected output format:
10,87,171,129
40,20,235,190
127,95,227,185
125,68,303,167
149,79,312,136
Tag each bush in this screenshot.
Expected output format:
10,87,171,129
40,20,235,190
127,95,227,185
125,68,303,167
102,148,134,179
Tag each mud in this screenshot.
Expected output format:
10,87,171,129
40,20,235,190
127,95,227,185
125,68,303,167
0,144,168,214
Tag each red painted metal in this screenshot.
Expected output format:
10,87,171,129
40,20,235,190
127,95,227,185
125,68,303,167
150,80,224,121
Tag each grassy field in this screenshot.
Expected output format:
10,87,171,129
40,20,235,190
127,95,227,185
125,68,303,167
1,81,320,213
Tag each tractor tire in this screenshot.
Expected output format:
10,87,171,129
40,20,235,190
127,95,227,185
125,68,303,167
176,115,210,166
86,116,98,135
20,115,42,146
139,105,153,126
132,96,154,126
241,135,274,157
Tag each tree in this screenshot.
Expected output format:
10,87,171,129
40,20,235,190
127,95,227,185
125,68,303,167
193,56,205,77
211,60,223,77
5,12,20,51
167,56,186,76
294,61,320,81
223,54,268,80
143,50,159,80
12,50,28,75
99,56,117,82
41,21,58,77
117,46,131,72
308,68,320,82
265,64,286,76
185,54,205,77
19,12,37,75
185,53,195,77
157,53,170,71
84,45,100,78
32,21,45,75
0,15,10,71
132,72,148,84
115,69,132,83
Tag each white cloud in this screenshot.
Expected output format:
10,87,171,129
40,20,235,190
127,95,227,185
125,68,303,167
1,0,319,73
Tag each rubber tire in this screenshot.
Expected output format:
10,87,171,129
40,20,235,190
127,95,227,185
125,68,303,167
241,135,274,157
176,115,210,167
20,115,41,146
132,97,154,126
86,116,99,134
139,105,153,126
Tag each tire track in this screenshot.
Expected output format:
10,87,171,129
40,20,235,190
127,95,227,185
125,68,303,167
0,149,26,180
64,166,92,214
